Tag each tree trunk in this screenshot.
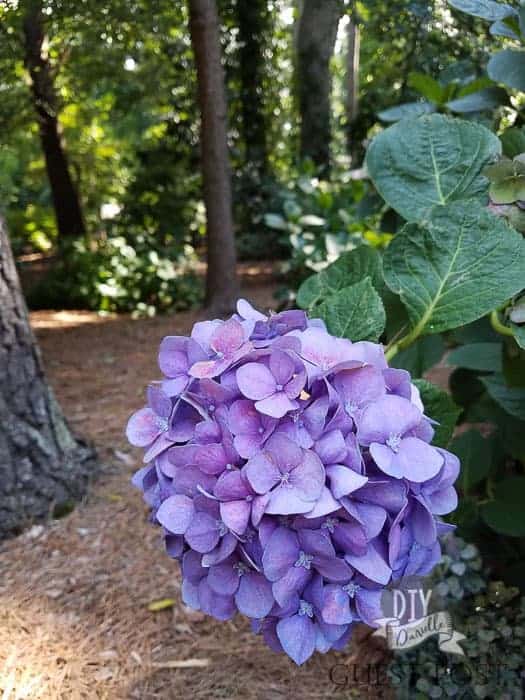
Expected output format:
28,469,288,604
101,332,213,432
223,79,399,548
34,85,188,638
0,217,97,539
22,0,86,238
296,0,343,175
345,17,360,161
189,0,239,315
236,0,270,176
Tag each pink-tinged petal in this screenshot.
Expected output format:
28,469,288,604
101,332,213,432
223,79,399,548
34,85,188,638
220,500,251,534
272,566,311,608
184,512,220,553
334,365,385,407
244,453,280,494
369,443,403,478
126,407,160,447
269,349,295,386
345,542,392,585
156,494,195,534
228,399,260,436
276,614,316,665
262,527,299,581
143,433,173,463
411,497,437,546
266,486,316,515
327,465,368,499
162,376,189,397
189,359,222,379
355,589,383,627
237,298,267,321
235,572,274,618
295,327,354,370
211,318,244,355
207,561,240,596
147,385,172,418
236,362,276,400
357,395,422,446
303,487,340,519
321,585,353,625
191,319,222,351
315,430,347,465
195,443,228,475
289,450,325,502
426,486,458,515
256,393,297,418
396,438,443,482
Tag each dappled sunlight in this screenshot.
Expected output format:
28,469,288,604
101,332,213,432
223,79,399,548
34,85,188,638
30,310,118,331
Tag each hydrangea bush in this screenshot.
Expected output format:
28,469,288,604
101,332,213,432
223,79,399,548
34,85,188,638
127,299,459,664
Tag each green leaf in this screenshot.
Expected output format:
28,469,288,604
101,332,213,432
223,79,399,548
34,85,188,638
390,335,445,377
296,246,383,310
263,213,288,231
481,373,525,419
383,202,525,335
377,101,435,123
512,324,525,349
446,87,506,113
489,18,520,39
413,379,461,447
298,214,325,227
449,430,494,492
500,128,525,158
446,343,503,372
448,0,516,21
366,114,501,221
316,277,386,342
481,477,525,536
488,50,525,92
408,72,446,103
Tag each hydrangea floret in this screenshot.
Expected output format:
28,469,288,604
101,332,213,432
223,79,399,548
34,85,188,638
127,299,459,665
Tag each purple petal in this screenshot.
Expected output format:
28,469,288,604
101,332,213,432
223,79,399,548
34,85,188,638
396,438,444,482
156,494,195,534
237,363,276,400
355,588,382,627
256,393,297,418
126,407,161,447
276,614,316,665
314,556,352,582
184,512,220,553
195,443,228,475
207,561,240,596
220,500,251,534
158,336,188,376
333,365,385,407
370,443,403,478
333,521,368,556
411,497,437,546
147,385,172,418
162,376,189,397
211,318,244,355
357,395,422,446
321,585,353,625
327,465,368,499
266,487,318,516
345,542,392,585
289,450,325,502
269,349,295,386
426,486,458,515
303,486,340,519
272,566,311,608
244,453,280,494
235,572,274,618
214,470,251,500
262,527,299,581
315,430,347,465
165,534,184,558
198,579,236,621
228,399,260,436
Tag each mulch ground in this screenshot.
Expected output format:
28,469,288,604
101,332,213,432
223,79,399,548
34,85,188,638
0,265,391,700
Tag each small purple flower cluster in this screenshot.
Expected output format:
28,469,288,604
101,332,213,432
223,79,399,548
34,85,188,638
127,300,458,664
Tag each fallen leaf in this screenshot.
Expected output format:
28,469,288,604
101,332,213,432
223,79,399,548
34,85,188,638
147,598,176,612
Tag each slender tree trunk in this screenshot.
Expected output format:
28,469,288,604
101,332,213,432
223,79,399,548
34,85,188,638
0,217,97,539
22,0,86,238
296,0,343,175
345,17,360,161
236,0,269,176
189,0,239,315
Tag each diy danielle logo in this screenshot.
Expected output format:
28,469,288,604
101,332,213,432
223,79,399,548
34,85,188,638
373,575,466,655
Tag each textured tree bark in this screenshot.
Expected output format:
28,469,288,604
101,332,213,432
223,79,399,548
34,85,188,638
189,0,239,315
236,0,270,176
346,17,360,161
22,0,86,238
296,0,344,174
0,217,97,539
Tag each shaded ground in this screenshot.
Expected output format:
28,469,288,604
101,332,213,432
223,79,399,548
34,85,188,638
0,265,390,700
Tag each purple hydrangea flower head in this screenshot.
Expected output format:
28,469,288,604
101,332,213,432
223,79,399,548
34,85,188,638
127,299,459,664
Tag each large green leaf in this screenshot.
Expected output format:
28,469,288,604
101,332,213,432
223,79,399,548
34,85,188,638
390,335,445,377
448,0,516,21
488,50,525,92
366,114,501,221
408,72,446,103
296,246,383,311
449,429,494,493
377,101,435,123
481,374,525,419
413,379,461,447
481,477,525,536
446,87,506,113
500,127,525,158
383,202,525,335
446,343,503,372
316,278,386,343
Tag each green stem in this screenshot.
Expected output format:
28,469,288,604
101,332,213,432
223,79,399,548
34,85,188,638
385,323,425,361
490,310,514,338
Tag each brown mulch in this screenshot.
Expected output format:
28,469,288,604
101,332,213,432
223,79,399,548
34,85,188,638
0,265,391,700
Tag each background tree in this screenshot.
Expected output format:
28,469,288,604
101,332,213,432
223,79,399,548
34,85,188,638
0,215,97,538
296,0,344,174
22,0,86,238
188,0,239,314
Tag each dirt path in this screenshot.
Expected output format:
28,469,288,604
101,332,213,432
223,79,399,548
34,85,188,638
0,269,389,699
